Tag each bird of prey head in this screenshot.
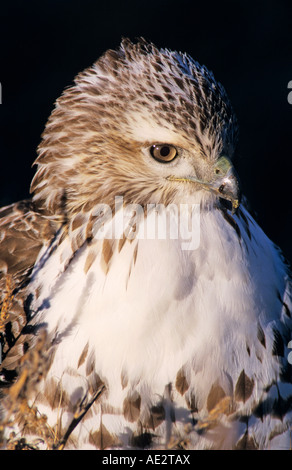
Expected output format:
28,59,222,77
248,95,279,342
31,39,240,219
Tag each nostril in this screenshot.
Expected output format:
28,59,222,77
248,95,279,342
219,184,225,193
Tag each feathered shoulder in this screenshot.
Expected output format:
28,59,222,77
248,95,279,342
0,201,58,372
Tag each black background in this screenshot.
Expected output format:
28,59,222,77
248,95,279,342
0,0,291,263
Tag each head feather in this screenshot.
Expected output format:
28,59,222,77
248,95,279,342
31,39,238,218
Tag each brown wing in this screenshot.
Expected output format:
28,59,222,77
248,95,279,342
0,200,58,375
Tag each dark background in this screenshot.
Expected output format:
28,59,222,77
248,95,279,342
0,0,291,263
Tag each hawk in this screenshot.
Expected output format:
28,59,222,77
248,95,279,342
0,39,291,450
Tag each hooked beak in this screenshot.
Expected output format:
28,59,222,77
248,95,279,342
208,156,241,213
167,156,241,213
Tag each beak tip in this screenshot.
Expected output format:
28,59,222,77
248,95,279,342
232,199,240,214
214,159,241,213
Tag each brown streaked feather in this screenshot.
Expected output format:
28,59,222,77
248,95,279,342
195,396,234,435
118,233,127,253
206,383,226,412
83,248,98,274
123,391,141,422
235,431,258,450
234,369,254,403
43,377,71,411
175,367,189,395
121,370,128,389
144,404,165,430
0,201,58,377
0,201,57,283
89,423,120,450
133,242,138,265
257,323,266,348
71,212,87,232
100,239,115,274
77,342,89,368
88,372,104,395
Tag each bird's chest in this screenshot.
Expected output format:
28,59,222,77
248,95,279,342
31,212,252,383
27,210,259,448
31,232,204,383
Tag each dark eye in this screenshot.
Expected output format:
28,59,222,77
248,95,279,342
150,144,178,163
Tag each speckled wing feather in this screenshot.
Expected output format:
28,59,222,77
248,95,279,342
0,201,57,374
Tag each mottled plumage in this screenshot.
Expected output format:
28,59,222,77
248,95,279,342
0,39,291,450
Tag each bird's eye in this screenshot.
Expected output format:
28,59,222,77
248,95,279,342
150,144,178,163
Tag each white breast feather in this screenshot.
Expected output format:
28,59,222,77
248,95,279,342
26,204,292,449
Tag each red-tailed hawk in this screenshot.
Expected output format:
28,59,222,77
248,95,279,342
0,39,291,450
